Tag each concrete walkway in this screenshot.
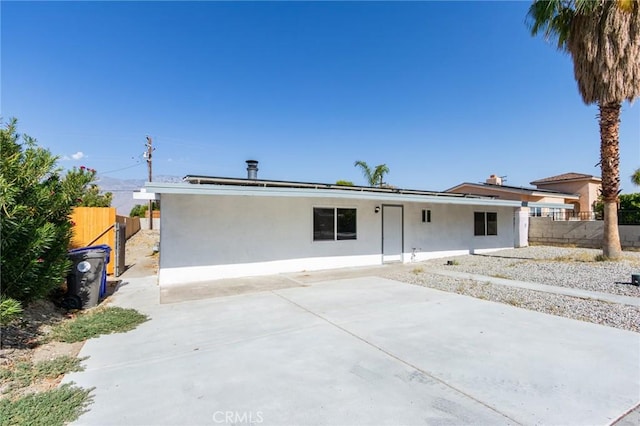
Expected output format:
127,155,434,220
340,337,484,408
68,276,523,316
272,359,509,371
64,273,640,426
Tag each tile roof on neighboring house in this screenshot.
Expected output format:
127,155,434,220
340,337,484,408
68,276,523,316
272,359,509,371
530,173,601,185
445,182,579,198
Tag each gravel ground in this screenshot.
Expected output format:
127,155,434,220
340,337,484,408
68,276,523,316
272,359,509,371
385,246,640,333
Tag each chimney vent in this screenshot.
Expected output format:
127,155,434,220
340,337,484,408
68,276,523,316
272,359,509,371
486,174,502,185
246,160,259,180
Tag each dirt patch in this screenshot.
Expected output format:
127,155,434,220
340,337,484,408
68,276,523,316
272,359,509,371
1,229,160,397
31,341,84,364
1,300,67,357
0,299,74,399
123,229,160,278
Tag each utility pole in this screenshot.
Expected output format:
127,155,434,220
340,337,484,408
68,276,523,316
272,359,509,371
145,136,154,230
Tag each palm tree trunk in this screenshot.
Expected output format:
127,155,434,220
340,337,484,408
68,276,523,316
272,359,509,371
599,102,622,259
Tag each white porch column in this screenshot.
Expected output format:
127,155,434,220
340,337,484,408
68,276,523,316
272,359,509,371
514,207,529,248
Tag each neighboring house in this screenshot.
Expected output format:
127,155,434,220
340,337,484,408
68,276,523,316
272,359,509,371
530,173,601,217
135,163,571,288
446,175,579,218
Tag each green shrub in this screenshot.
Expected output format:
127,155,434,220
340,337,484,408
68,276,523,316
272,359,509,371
77,183,112,207
0,119,96,302
130,202,158,218
129,204,148,218
0,297,23,326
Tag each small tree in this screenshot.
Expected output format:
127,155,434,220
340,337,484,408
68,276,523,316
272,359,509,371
77,169,112,207
354,161,390,187
0,119,95,303
335,180,354,186
129,204,148,218
129,202,158,218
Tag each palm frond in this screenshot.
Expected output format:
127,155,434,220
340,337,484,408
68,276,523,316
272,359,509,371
632,168,640,186
354,160,375,186
527,0,575,50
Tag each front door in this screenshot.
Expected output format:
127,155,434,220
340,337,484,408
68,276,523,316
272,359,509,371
382,205,403,263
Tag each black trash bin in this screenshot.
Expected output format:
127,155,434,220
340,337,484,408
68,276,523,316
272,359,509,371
64,245,111,309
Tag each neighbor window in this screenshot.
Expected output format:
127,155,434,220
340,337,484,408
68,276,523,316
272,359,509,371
422,209,431,223
474,212,497,236
313,208,357,241
549,208,562,220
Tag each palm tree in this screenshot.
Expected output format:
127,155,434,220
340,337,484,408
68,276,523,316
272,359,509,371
354,161,390,187
528,0,640,259
632,168,640,186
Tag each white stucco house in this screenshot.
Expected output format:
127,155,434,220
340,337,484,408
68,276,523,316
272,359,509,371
135,162,571,288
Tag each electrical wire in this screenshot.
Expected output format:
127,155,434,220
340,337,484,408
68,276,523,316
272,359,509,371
98,162,144,175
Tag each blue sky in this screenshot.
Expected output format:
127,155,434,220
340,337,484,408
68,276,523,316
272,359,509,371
2,1,639,192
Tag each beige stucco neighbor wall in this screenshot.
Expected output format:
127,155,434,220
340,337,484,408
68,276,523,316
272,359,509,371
529,217,640,249
535,181,600,213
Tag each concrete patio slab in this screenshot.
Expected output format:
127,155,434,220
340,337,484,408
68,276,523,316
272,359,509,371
65,275,640,425
159,274,305,304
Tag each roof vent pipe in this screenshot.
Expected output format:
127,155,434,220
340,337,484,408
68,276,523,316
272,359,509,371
246,160,259,180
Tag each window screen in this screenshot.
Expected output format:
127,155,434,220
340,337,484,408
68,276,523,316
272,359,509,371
314,208,357,241
486,212,498,235
337,208,357,240
474,212,498,236
474,212,486,236
313,208,334,241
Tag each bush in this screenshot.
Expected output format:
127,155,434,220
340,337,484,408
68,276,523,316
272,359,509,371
0,297,23,326
77,182,112,207
0,119,95,302
129,202,158,218
129,204,148,218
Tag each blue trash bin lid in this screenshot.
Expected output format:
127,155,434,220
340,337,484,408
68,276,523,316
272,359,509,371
68,245,111,263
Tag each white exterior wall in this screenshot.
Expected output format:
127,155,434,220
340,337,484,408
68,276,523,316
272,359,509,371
159,194,517,286
402,203,515,262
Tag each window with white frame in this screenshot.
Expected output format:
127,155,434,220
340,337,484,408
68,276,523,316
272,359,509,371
313,208,357,241
474,212,497,236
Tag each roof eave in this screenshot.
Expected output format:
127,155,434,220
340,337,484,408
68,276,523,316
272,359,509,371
140,182,529,208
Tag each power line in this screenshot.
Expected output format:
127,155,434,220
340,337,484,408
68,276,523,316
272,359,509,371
98,162,144,175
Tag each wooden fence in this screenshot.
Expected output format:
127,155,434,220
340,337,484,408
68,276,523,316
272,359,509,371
70,207,142,275
70,207,116,274
116,215,141,239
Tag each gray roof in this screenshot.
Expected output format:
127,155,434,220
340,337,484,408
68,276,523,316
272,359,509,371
135,175,575,210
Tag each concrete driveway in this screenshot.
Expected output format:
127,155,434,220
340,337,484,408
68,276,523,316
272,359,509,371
64,275,640,425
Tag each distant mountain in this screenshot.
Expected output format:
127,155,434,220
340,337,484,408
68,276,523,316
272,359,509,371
95,175,182,215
